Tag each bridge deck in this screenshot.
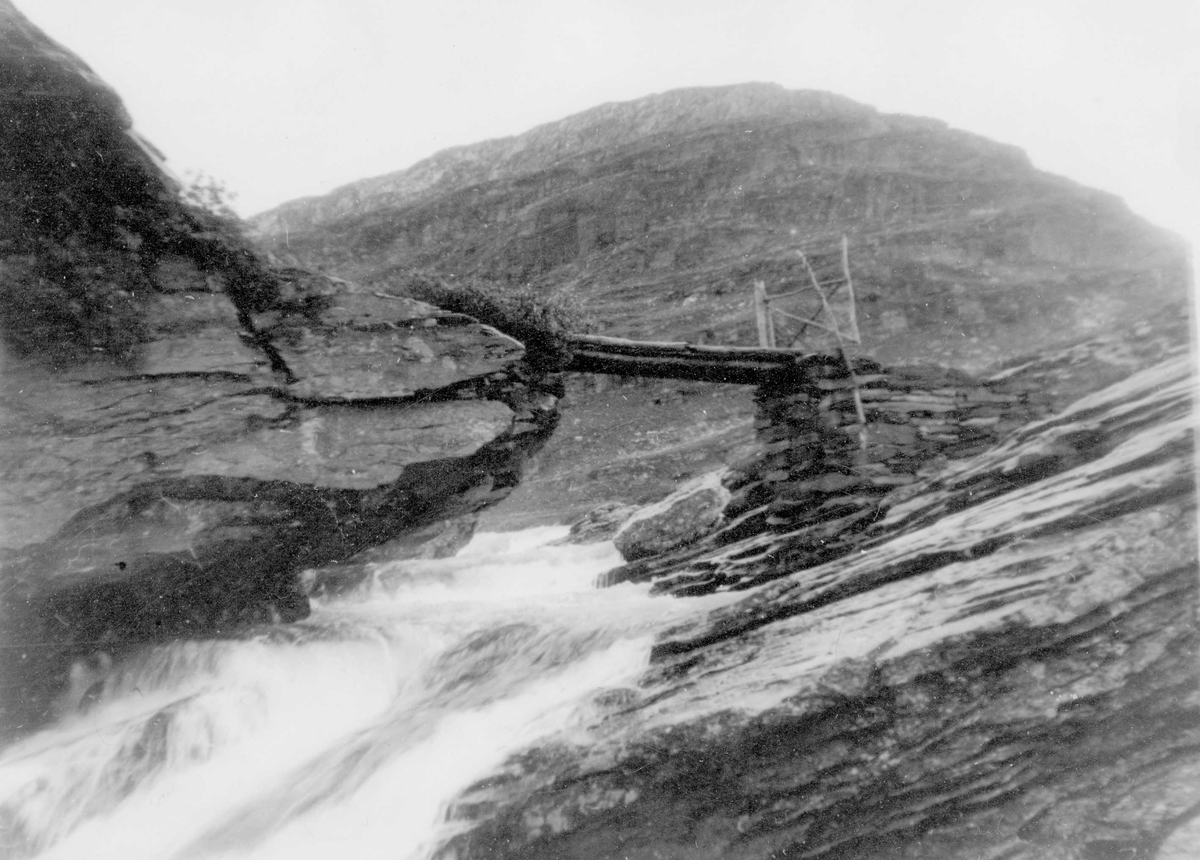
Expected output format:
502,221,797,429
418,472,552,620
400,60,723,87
564,334,831,385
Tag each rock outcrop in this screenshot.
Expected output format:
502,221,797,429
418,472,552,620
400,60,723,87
604,304,1191,596
602,353,1051,593
0,2,560,737
436,326,1198,860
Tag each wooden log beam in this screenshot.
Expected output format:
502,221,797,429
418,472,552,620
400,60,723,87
566,333,814,361
566,351,787,385
563,334,830,384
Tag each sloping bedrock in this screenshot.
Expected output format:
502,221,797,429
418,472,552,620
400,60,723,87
607,312,1192,597
0,2,551,738
438,350,1198,860
0,273,544,737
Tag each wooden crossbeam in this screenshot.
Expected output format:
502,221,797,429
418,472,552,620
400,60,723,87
564,333,818,385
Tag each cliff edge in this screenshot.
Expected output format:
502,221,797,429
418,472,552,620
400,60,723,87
0,1,560,737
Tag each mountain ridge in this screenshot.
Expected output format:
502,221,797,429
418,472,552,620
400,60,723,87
249,83,878,233
249,82,1187,375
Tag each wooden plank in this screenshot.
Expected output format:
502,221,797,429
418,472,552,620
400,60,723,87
566,334,814,361
561,333,869,385
566,349,795,385
842,235,859,342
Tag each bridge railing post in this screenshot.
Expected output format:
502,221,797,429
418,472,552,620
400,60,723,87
754,279,776,348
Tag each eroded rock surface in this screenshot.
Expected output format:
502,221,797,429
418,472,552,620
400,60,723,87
251,269,526,400
603,309,1191,596
437,339,1198,860
0,3,560,737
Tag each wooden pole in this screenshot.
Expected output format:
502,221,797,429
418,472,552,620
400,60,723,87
841,234,859,343
753,280,775,348
810,270,868,447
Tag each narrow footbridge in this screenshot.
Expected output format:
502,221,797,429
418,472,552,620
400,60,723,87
563,333,825,385
561,237,861,385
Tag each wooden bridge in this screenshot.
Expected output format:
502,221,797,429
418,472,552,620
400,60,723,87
563,333,823,385
563,237,862,386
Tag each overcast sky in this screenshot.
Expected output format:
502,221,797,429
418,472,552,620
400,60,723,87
16,0,1199,245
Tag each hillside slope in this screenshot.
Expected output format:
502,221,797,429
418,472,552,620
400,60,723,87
250,82,1189,370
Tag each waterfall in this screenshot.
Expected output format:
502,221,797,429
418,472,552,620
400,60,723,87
0,528,736,860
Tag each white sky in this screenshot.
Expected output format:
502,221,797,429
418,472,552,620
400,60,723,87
15,0,1200,247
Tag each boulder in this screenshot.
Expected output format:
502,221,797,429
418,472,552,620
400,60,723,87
613,470,731,561
0,3,560,738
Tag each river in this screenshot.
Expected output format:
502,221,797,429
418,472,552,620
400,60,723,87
0,527,738,859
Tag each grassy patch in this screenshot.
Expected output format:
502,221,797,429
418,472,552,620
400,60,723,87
381,271,596,371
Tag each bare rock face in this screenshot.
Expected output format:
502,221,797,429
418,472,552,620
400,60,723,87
437,333,1198,860
0,2,561,737
601,305,1192,597
250,268,526,401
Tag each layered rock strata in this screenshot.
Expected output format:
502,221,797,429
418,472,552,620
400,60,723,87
605,351,1051,594
438,338,1197,860
604,299,1194,597
0,3,560,737
612,470,731,562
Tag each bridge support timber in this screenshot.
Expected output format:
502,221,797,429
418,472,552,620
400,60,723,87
563,334,823,385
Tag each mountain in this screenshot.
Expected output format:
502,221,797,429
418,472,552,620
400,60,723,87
250,82,1189,371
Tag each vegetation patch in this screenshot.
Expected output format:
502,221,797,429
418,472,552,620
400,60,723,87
379,271,596,372
0,248,150,368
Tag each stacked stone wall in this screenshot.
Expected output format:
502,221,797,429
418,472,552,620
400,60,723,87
722,356,1053,553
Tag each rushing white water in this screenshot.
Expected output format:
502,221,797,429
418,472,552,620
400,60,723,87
0,528,735,860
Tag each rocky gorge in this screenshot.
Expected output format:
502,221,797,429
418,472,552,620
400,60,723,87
0,2,562,737
434,297,1195,860
440,342,1197,860
1,3,1198,859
